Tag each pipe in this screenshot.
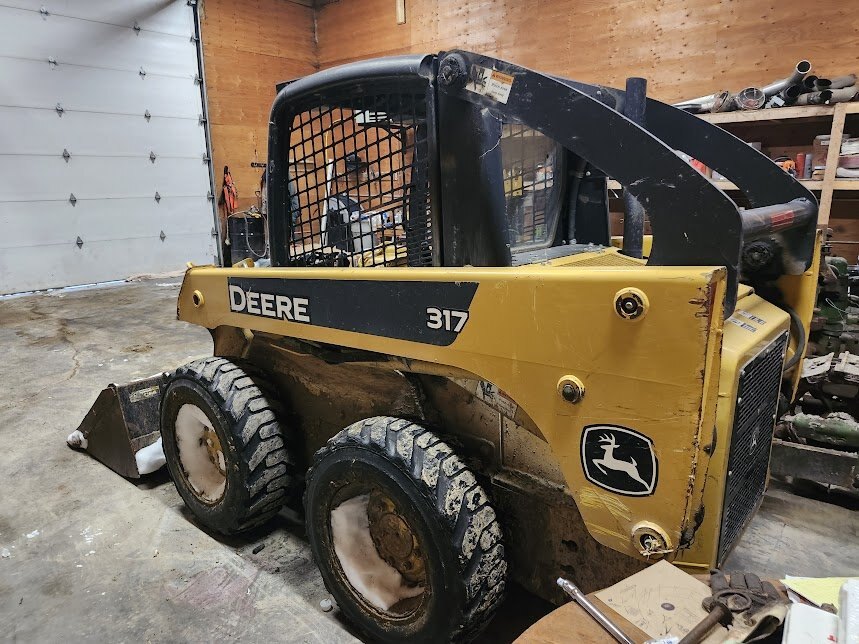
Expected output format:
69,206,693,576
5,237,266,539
765,84,803,108
802,75,819,92
795,89,833,105
740,198,817,238
735,87,765,110
828,86,859,103
830,74,858,90
673,90,730,113
814,78,832,91
781,84,803,102
761,60,812,97
783,303,807,372
621,77,646,259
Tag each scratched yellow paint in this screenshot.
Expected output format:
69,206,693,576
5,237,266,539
177,252,800,568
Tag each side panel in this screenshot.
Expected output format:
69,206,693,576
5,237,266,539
180,263,725,561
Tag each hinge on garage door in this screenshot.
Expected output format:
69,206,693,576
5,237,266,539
144,110,151,121
150,151,157,163
194,74,202,85
160,231,166,242
202,153,210,164
69,193,77,206
187,0,197,6
39,6,49,18
154,192,161,203
76,237,83,249
207,191,214,201
139,67,146,78
48,57,58,69
133,21,141,34
62,148,70,162
55,103,64,117
198,114,207,126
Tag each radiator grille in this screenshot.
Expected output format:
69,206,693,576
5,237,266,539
717,331,788,564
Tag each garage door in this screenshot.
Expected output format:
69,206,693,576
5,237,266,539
0,0,217,294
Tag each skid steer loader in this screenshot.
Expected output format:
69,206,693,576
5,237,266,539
74,50,821,642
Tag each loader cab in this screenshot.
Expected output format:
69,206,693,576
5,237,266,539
267,50,818,317
266,54,614,274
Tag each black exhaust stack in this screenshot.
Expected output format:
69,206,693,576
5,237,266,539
621,77,647,259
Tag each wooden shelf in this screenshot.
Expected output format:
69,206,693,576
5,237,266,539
699,105,834,125
610,103,859,228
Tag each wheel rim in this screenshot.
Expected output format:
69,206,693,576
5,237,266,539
330,489,428,616
174,403,226,504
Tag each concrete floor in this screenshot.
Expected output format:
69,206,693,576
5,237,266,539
1,278,858,642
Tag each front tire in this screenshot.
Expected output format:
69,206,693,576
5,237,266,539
305,416,507,643
160,357,296,534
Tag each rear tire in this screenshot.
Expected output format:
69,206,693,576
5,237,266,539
304,416,507,643
160,357,296,534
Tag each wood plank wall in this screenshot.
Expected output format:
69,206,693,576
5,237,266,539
316,0,859,105
201,0,318,211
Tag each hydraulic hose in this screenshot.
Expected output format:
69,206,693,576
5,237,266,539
783,303,807,372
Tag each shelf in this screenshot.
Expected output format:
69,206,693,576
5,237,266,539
699,105,834,125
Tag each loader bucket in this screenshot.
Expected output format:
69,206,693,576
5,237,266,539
75,374,166,478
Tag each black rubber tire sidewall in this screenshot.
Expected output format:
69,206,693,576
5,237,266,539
161,378,252,533
305,445,467,644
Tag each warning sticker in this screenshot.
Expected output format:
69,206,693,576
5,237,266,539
734,309,766,326
727,317,757,333
465,65,514,104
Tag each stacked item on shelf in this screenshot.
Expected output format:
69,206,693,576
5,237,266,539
674,60,857,114
810,134,851,180
839,137,859,179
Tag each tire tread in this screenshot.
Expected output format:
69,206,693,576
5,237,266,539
168,356,295,533
306,415,507,642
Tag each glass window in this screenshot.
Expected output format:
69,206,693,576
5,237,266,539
500,124,564,251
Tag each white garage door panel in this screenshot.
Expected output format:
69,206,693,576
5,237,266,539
0,157,211,202
0,8,198,77
2,1,192,37
0,197,213,248
0,0,216,294
0,108,205,157
5,59,201,117
0,232,212,293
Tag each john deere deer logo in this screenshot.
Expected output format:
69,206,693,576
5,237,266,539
581,425,658,496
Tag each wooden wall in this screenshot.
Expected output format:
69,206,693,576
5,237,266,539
201,0,317,210
316,0,859,105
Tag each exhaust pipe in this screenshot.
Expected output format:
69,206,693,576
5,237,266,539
796,89,833,106
735,87,766,110
621,77,647,259
830,74,858,90
766,84,803,108
761,60,812,97
828,86,859,103
814,78,832,91
673,90,731,113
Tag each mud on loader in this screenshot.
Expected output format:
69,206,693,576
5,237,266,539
74,51,822,642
